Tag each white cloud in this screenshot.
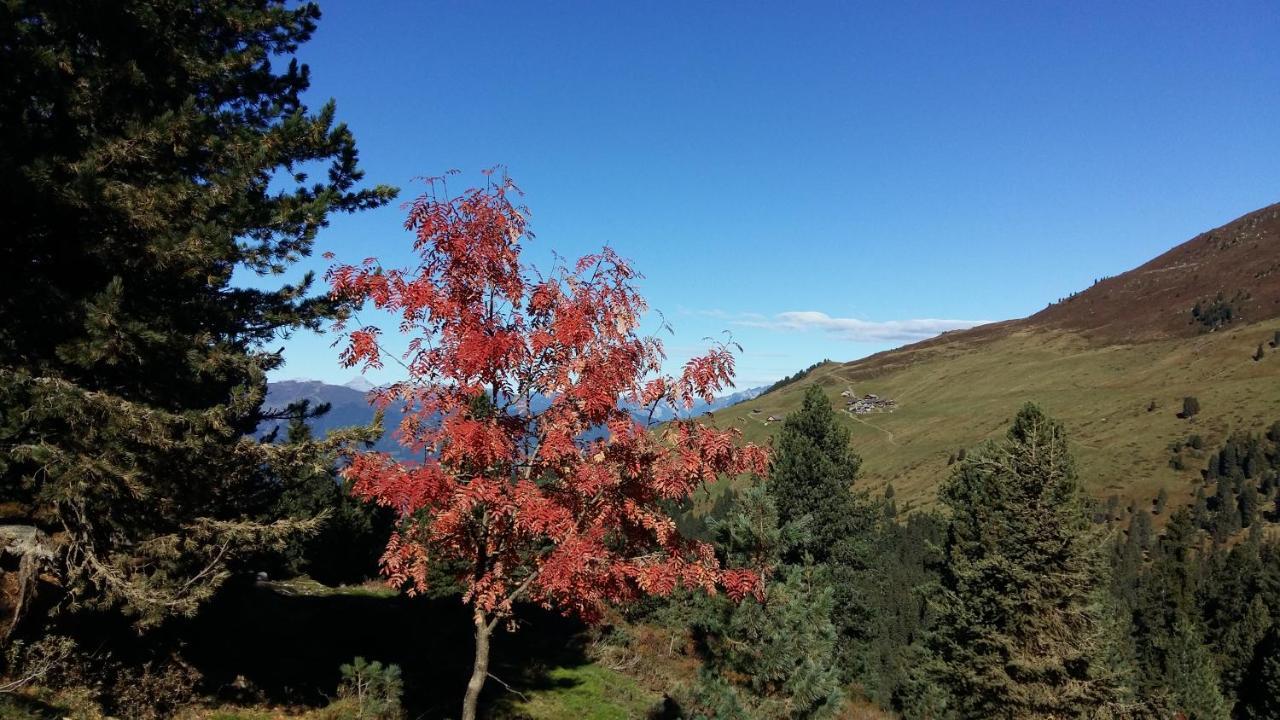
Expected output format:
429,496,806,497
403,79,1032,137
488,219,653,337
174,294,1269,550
676,307,766,322
735,311,990,342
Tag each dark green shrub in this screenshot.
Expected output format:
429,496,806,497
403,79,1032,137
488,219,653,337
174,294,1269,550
1182,397,1201,419
338,657,403,720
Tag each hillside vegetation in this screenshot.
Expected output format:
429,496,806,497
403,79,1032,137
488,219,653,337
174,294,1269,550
715,204,1280,510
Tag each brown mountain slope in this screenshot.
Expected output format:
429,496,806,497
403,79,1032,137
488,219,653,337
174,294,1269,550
1024,202,1280,342
828,201,1280,383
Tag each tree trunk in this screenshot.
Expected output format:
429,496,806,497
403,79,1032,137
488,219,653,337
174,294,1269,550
0,525,54,642
461,608,492,720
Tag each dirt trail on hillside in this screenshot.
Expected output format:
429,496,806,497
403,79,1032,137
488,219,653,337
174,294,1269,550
849,414,898,445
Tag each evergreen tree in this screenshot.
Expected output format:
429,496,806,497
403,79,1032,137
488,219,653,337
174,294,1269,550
1198,529,1274,702
1110,516,1144,613
768,385,868,563
1182,397,1201,419
1129,510,1226,716
766,385,877,677
0,1,395,625
689,483,844,719
930,404,1117,718
883,483,898,520
1219,440,1241,480
1212,486,1241,543
1238,482,1260,528
1162,617,1229,720
862,512,945,712
1154,488,1168,515
1191,487,1212,529
1205,453,1220,482
269,401,393,585
1240,626,1280,720
705,565,844,720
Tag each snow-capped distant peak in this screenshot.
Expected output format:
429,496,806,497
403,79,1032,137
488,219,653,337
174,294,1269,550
343,376,375,392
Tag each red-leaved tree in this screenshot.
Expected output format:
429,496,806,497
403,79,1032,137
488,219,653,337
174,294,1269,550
326,170,769,720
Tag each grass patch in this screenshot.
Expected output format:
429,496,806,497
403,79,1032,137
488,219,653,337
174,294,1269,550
714,321,1280,517
504,664,659,720
257,576,398,599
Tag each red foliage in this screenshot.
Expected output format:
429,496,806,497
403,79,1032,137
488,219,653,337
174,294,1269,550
327,170,769,624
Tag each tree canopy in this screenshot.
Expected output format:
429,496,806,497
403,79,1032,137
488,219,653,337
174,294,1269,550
0,0,394,626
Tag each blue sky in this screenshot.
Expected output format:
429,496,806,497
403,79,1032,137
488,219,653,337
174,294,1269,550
260,0,1280,389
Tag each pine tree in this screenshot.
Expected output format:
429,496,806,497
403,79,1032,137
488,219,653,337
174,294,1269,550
930,404,1117,718
1240,626,1280,720
768,385,868,563
1183,396,1201,419
690,483,844,719
883,483,898,519
711,565,844,719
861,512,945,711
1238,482,1260,528
1212,486,1241,543
269,401,393,586
1129,509,1230,716
1192,487,1212,529
1110,516,1144,612
1163,617,1229,720
1198,528,1273,702
766,385,877,677
0,1,395,625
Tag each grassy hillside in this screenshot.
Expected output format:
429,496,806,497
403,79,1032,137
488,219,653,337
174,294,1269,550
715,322,1280,511
712,203,1280,512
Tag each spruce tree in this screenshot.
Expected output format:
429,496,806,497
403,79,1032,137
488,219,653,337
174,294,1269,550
1162,617,1230,720
0,1,394,625
766,384,877,678
1240,626,1280,720
1192,487,1212,529
1198,528,1273,702
690,483,844,720
1212,486,1241,543
930,404,1117,718
269,401,392,585
1182,397,1201,419
768,385,868,562
1129,510,1233,717
1238,482,1260,528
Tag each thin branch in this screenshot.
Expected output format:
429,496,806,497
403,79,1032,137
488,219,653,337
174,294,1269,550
486,672,529,702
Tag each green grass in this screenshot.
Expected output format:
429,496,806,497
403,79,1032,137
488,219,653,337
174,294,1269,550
0,697,52,720
0,689,97,720
713,321,1280,514
257,575,398,599
503,665,660,720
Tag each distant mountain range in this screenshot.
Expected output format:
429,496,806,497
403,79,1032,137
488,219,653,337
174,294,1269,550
260,378,766,457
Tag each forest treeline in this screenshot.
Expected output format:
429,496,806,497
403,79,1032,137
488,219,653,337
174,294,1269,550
638,386,1280,719
3,3,1279,720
